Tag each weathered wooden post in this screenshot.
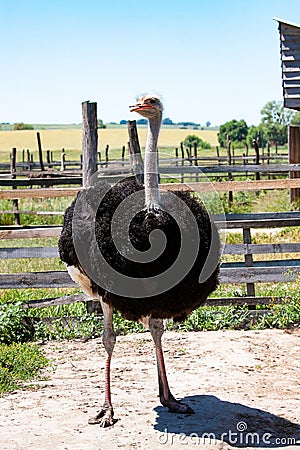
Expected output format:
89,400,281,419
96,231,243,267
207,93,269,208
81,100,100,314
243,227,255,298
194,143,198,182
10,148,17,173
226,135,233,205
82,101,98,188
127,120,144,184
289,125,300,206
104,145,109,168
267,142,271,180
10,148,20,225
36,132,45,171
252,137,260,181
27,149,31,171
121,145,125,166
46,150,51,166
216,146,220,165
60,149,66,172
180,142,184,183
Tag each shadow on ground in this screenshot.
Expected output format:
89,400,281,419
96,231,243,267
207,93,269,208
154,395,300,448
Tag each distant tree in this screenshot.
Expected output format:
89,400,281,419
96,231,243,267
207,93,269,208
260,100,293,126
162,117,174,125
183,134,211,149
178,121,200,127
247,125,268,148
120,119,127,125
97,119,106,129
13,122,33,130
259,100,293,147
137,119,147,125
205,121,211,128
218,119,248,147
290,111,300,126
0,123,11,131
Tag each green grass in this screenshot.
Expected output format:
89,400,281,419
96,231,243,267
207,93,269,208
0,342,48,395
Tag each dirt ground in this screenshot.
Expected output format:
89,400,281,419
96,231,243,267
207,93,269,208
0,329,299,450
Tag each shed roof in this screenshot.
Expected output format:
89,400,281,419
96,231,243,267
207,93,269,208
273,17,300,29
274,17,300,110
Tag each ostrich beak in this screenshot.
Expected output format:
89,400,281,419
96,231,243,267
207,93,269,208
129,103,154,112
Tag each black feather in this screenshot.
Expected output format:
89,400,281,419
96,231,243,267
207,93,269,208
58,178,220,322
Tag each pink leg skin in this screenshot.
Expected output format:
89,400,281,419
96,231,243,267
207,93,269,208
88,301,117,427
149,318,194,414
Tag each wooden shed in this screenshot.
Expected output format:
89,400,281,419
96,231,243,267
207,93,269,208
275,17,300,110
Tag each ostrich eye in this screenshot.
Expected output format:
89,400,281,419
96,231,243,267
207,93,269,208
149,99,156,104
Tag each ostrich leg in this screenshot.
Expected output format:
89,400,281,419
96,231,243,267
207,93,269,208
149,318,194,414
88,300,117,427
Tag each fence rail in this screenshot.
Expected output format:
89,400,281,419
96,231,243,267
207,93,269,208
1,137,300,308
1,211,300,307
1,177,300,202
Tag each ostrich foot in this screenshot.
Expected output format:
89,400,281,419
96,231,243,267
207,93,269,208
160,393,194,414
88,405,117,427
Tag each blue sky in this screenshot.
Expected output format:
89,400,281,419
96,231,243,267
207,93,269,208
1,0,300,126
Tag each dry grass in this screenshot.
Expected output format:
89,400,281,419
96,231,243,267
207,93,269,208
0,128,218,156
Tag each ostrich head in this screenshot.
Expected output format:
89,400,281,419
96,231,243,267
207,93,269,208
130,94,163,119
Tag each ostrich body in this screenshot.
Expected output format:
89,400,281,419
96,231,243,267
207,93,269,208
58,94,220,427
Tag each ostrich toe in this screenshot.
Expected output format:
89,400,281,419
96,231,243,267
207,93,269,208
160,394,194,414
88,407,117,427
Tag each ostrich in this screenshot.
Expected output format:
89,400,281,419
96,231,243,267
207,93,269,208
58,93,220,427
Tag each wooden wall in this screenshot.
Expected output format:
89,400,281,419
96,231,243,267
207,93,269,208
278,19,300,110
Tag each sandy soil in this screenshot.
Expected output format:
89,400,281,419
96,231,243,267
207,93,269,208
0,329,299,450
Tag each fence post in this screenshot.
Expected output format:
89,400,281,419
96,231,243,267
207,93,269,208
82,101,98,188
194,143,199,182
267,143,271,180
60,149,66,172
10,148,20,225
36,132,45,171
289,125,300,206
82,101,100,315
243,227,255,298
253,136,260,181
127,120,144,184
226,135,233,205
46,150,52,169
121,145,125,166
105,145,109,168
180,142,184,183
27,149,31,171
216,146,220,165
175,147,178,167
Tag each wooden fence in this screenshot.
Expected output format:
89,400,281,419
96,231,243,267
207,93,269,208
1,184,300,308
0,144,289,173
0,126,299,309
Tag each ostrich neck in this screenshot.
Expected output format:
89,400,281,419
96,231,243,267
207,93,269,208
144,114,162,211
